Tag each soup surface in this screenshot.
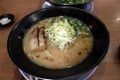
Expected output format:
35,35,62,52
23,16,94,69
50,0,89,4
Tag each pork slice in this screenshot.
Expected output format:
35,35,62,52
38,27,47,51
30,27,39,49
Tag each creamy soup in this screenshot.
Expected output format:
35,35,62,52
23,16,94,69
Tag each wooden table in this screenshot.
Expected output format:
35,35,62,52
0,0,120,80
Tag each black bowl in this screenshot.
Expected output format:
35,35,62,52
46,0,93,10
7,7,109,79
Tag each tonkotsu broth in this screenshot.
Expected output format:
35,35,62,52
23,16,94,69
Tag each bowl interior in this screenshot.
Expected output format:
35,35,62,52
7,7,109,79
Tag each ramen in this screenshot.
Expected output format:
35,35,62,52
23,16,94,69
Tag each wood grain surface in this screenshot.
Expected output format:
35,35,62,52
0,0,120,80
